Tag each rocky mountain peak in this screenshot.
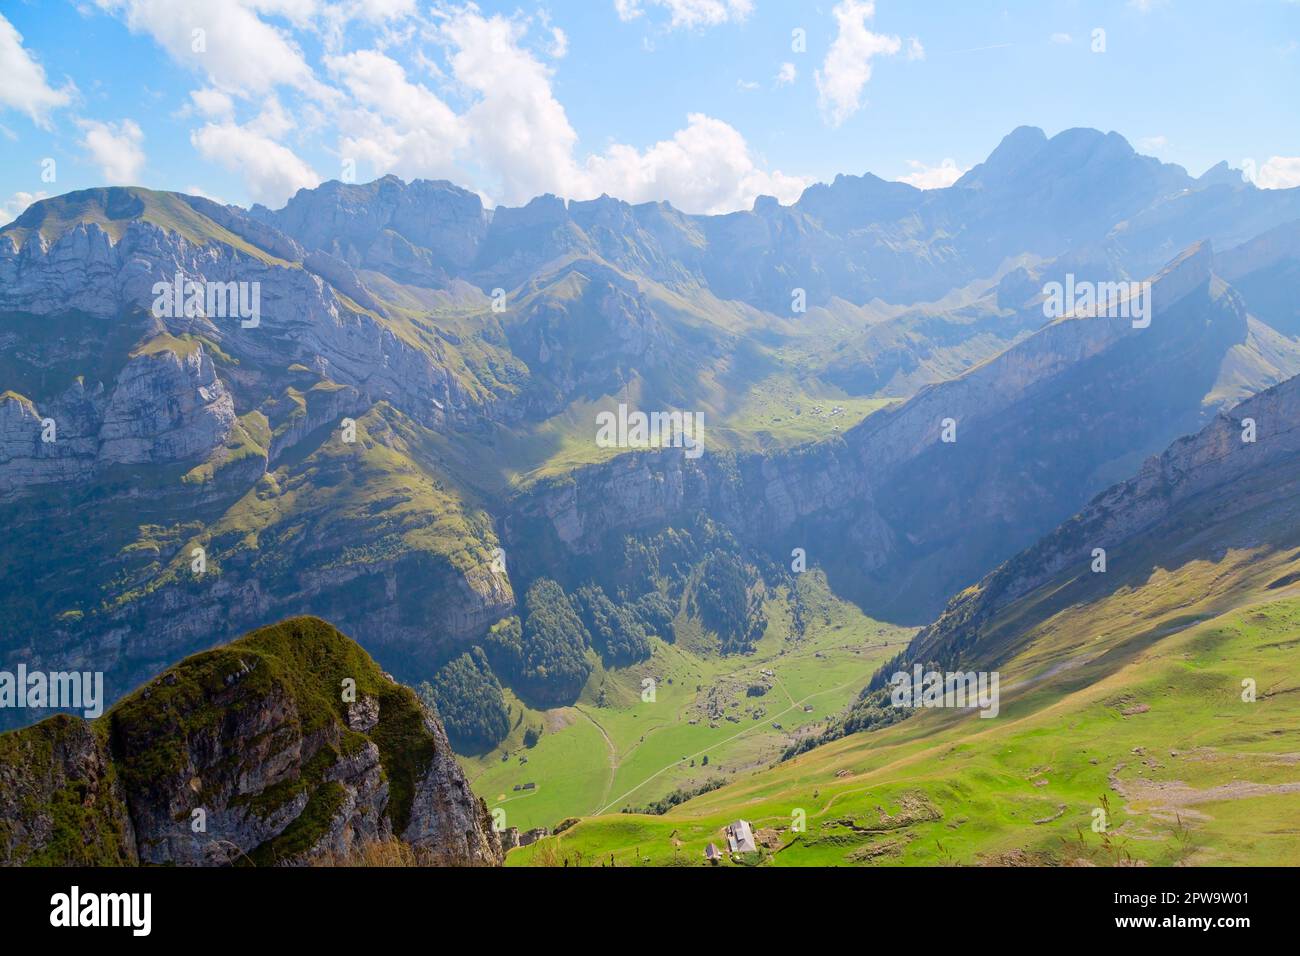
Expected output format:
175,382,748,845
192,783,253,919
956,125,1050,186
1196,160,1247,190
254,175,490,277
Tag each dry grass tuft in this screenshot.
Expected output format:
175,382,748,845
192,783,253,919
310,838,437,867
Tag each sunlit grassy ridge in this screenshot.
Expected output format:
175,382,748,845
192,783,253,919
0,617,441,866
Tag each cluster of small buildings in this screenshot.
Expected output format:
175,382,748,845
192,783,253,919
809,404,845,419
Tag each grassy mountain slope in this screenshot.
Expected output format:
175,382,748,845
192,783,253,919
512,583,1300,866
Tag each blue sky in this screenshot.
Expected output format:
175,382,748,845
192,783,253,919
1,0,1298,222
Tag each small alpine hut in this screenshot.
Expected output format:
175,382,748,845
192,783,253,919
724,820,757,854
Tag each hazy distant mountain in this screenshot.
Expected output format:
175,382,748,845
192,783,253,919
251,126,1300,311
506,240,1300,623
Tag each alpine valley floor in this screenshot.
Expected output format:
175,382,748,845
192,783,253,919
465,571,915,832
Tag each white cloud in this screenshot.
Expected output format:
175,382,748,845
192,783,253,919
775,62,797,85
93,0,324,98
816,0,902,127
89,2,802,215
339,0,417,23
898,158,966,190
438,8,585,204
1257,156,1300,189
325,47,465,182
247,95,296,138
191,121,320,205
318,0,418,51
320,9,798,214
184,184,227,204
0,189,48,226
190,87,235,118
317,10,800,213
79,119,146,183
245,0,321,29
0,13,74,127
549,26,569,58
906,37,924,60
440,9,802,213
614,0,753,30
1136,135,1168,154
584,113,809,214
1050,32,1072,45
326,49,456,131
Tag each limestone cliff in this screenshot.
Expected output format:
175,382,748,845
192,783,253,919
0,341,236,499
0,191,516,716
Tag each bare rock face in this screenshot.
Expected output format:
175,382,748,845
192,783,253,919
0,389,97,496
98,346,236,465
402,710,506,866
345,695,381,733
0,216,472,433
0,617,502,867
0,341,235,499
0,222,120,316
114,670,393,867
254,176,491,284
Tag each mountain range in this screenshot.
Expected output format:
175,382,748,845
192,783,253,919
3,125,1300,865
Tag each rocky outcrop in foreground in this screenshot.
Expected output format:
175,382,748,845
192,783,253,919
0,617,502,867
